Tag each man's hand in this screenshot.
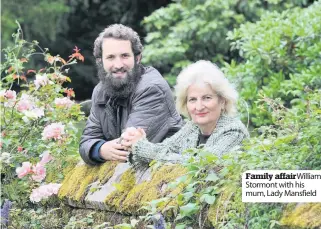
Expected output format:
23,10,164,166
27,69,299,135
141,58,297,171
121,127,146,150
99,138,129,162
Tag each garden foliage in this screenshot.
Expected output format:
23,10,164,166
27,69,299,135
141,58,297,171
225,0,321,126
0,23,84,220
142,0,312,86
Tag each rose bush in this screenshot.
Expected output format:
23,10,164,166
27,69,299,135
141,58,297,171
0,24,85,211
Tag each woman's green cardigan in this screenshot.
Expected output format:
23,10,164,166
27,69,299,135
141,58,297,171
131,115,249,165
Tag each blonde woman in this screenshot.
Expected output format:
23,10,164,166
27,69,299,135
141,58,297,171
121,60,249,164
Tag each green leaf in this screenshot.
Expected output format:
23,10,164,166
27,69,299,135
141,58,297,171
149,197,168,208
176,175,188,183
180,203,199,216
205,173,219,182
200,194,216,205
175,224,187,229
182,191,194,201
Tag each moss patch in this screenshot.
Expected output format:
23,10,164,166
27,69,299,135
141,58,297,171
208,189,231,225
59,163,187,215
58,165,100,201
58,161,118,202
104,168,136,212
207,186,245,227
98,161,118,184
62,157,80,177
280,203,321,228
121,164,187,214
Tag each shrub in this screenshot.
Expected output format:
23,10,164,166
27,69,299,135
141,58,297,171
0,23,85,208
225,1,321,126
142,0,312,86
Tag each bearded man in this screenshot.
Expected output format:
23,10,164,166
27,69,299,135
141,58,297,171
79,24,183,165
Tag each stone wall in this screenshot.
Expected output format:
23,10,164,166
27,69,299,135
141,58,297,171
58,161,186,215
58,161,321,228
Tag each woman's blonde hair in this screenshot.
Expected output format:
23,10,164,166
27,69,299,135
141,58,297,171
175,60,238,118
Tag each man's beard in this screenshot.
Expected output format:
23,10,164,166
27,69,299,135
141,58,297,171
97,62,142,98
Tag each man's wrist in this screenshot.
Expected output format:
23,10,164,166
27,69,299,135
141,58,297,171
90,140,106,162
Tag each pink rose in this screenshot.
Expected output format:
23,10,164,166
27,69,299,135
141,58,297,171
44,183,61,195
40,151,53,165
16,162,32,178
2,90,17,107
4,90,16,100
16,94,35,112
30,183,62,202
30,190,42,202
34,74,53,89
54,97,74,108
42,122,65,140
31,163,46,182
17,98,33,112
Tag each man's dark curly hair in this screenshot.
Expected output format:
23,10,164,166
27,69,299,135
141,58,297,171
93,24,143,60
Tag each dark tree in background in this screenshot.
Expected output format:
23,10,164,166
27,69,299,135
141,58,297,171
1,0,170,100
